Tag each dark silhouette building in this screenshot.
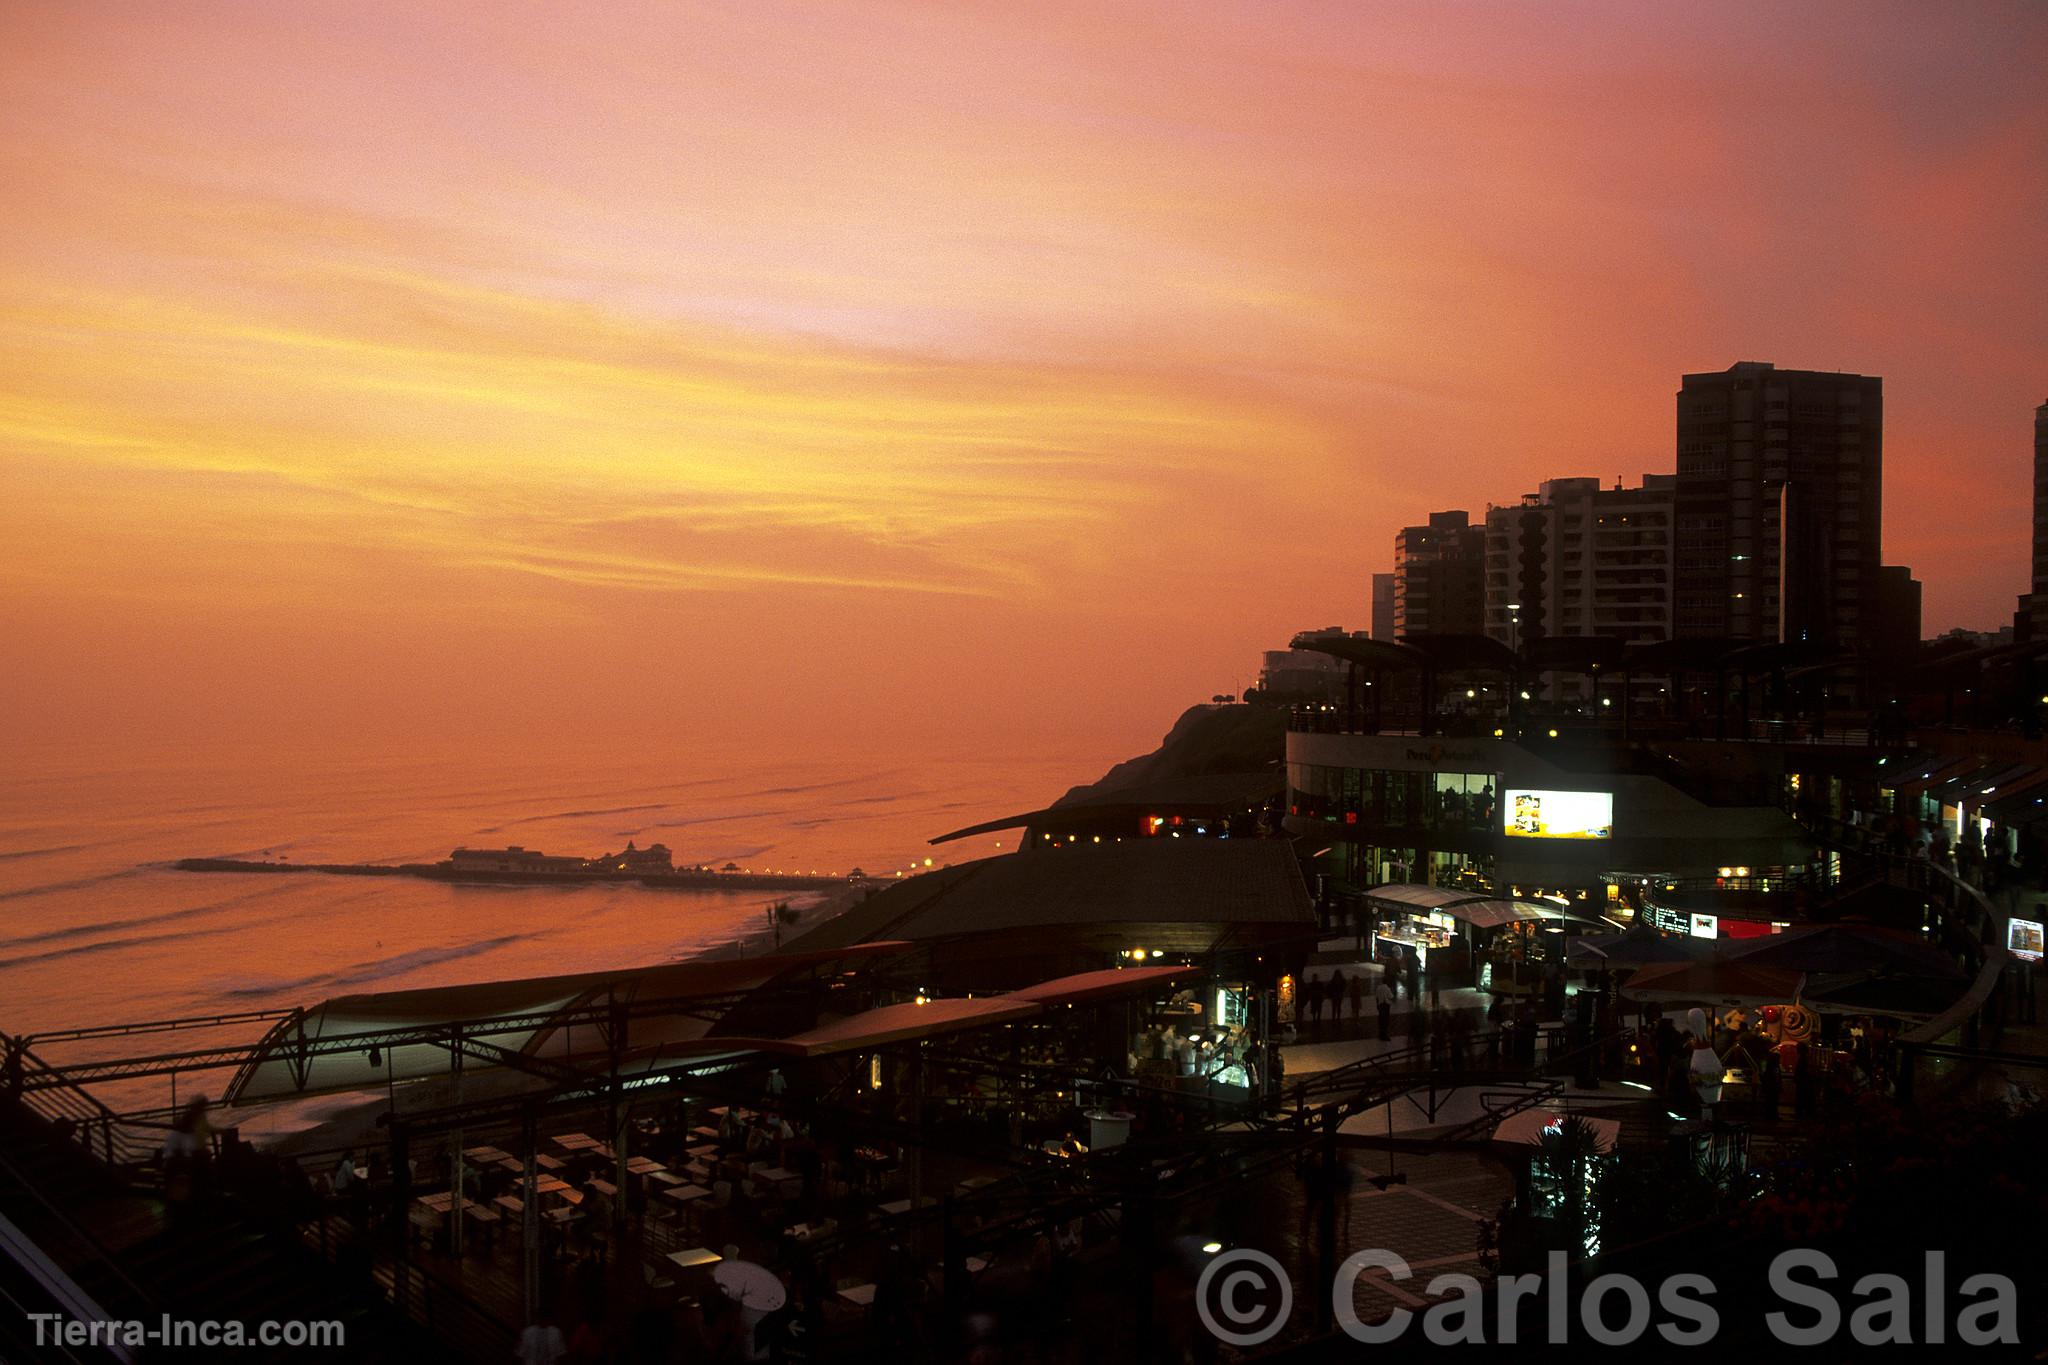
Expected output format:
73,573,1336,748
1872,565,1922,668
2029,401,2048,640
1370,572,1396,641
1674,362,1882,652
1393,511,1485,639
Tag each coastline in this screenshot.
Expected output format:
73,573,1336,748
687,881,875,962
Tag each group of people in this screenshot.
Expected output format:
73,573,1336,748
1299,958,1436,1042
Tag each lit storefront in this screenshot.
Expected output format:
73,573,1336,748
1285,731,1820,946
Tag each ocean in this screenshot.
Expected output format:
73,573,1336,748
0,745,1099,1045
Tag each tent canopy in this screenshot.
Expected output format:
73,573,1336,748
1367,885,1598,929
1438,899,1601,930
1365,884,1484,911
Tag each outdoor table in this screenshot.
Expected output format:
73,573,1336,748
756,1166,799,1196
496,1157,525,1173
589,1178,618,1198
689,1126,721,1142
493,1195,524,1215
463,1145,508,1162
955,1175,999,1193
666,1246,723,1271
534,1176,571,1195
463,1203,501,1225
878,1196,935,1216
546,1207,582,1225
686,1144,718,1158
626,1156,665,1175
837,1284,877,1307
535,1154,564,1171
647,1170,684,1188
554,1133,597,1150
418,1191,457,1212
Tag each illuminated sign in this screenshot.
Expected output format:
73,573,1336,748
1503,789,1613,840
1689,913,1719,940
2009,918,2045,963
1645,907,1690,935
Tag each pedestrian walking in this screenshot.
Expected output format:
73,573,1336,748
1347,972,1364,1022
1375,978,1393,1040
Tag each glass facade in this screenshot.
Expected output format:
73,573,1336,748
1287,763,1497,833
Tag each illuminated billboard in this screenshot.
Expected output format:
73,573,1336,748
2009,918,2045,963
1504,789,1613,840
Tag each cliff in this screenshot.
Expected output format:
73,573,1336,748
1051,703,1288,807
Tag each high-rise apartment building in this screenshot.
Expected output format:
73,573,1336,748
2029,402,2048,640
1392,512,1485,639
1483,476,1676,649
1674,362,1882,651
1370,573,1396,641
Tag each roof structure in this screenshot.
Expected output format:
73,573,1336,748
1288,632,1426,671
754,997,1041,1058
223,942,912,1105
1362,884,1483,911
781,841,1315,954
1439,899,1602,929
1364,884,1600,928
602,967,1199,1061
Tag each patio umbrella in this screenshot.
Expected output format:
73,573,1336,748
1619,959,1804,1007
1566,922,1717,969
1727,924,1961,979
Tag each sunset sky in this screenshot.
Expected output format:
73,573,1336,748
3,1,2044,764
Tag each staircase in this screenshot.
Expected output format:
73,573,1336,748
0,1095,428,1362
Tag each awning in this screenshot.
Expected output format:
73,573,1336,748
1885,754,1978,796
1953,763,2044,810
1438,899,1600,929
1005,964,1196,1005
1925,762,2029,806
756,997,1041,1058
1364,884,1486,911
224,942,914,1105
1982,786,2048,827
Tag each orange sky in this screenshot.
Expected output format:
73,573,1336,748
2,1,2044,764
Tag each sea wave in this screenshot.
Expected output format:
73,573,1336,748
0,843,92,861
469,803,669,834
218,934,531,1000
0,910,307,969
0,868,140,903
0,882,289,951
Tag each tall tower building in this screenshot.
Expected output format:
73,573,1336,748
1674,362,1882,651
2031,401,2048,640
1392,511,1485,639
